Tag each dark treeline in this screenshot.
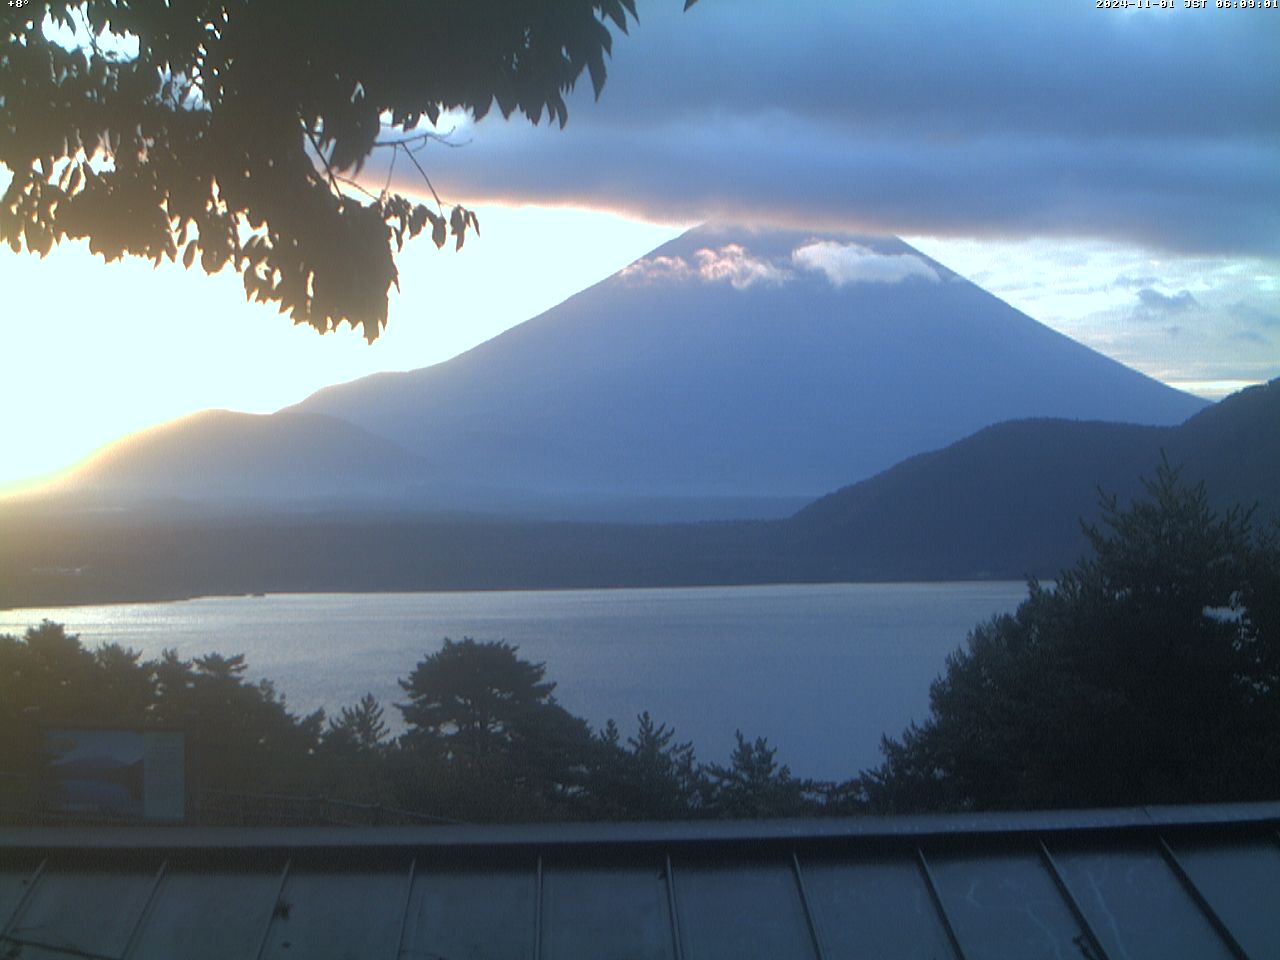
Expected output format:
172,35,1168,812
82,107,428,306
2,461,1277,823
0,627,844,824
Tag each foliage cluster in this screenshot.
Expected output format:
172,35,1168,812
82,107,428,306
864,460,1280,812
0,626,324,806
1,0,693,340
0,629,819,823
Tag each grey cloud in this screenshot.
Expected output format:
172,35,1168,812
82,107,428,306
1137,289,1199,313
381,1,1279,258
1114,275,1160,290
411,120,1279,256
593,3,1277,141
1230,329,1269,345
1009,252,1279,386
1231,302,1280,329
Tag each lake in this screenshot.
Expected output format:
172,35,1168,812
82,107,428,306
0,582,1030,780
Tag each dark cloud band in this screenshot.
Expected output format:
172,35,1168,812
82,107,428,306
378,2,1280,257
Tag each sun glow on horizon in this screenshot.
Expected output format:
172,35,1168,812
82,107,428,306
1,206,683,494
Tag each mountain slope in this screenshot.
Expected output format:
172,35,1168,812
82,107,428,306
291,225,1206,517
787,419,1166,579
56,409,434,505
786,379,1280,580
1161,378,1280,513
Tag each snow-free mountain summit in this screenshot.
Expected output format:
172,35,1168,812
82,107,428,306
287,225,1205,518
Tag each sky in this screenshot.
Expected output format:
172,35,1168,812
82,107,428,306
2,0,1278,494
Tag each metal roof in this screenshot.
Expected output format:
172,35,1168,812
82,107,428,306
2,802,1278,960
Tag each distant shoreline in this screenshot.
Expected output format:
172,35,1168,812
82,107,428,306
1,575,1038,615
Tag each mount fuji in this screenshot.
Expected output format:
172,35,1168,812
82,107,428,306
60,225,1206,520
285,225,1205,518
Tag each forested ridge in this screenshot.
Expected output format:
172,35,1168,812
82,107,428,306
3,380,1275,608
3,464,1277,823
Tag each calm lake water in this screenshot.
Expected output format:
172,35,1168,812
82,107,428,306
0,583,1029,780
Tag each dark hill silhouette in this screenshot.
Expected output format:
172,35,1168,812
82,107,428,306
1161,377,1280,513
785,378,1280,580
786,419,1164,579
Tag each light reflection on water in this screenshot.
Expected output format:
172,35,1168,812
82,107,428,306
0,582,1030,780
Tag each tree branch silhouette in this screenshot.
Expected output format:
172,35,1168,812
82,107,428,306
1,0,697,342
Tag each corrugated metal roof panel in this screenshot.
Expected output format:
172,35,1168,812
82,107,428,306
400,864,537,960
0,859,41,933
1052,841,1238,960
927,846,1090,959
0,803,1276,960
259,865,409,960
541,860,676,960
799,854,958,960
672,858,818,960
1169,839,1280,960
128,866,286,960
4,863,160,960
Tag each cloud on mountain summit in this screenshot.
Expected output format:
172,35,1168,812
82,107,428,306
621,244,787,290
620,240,941,291
618,254,694,286
793,242,939,286
694,245,789,290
